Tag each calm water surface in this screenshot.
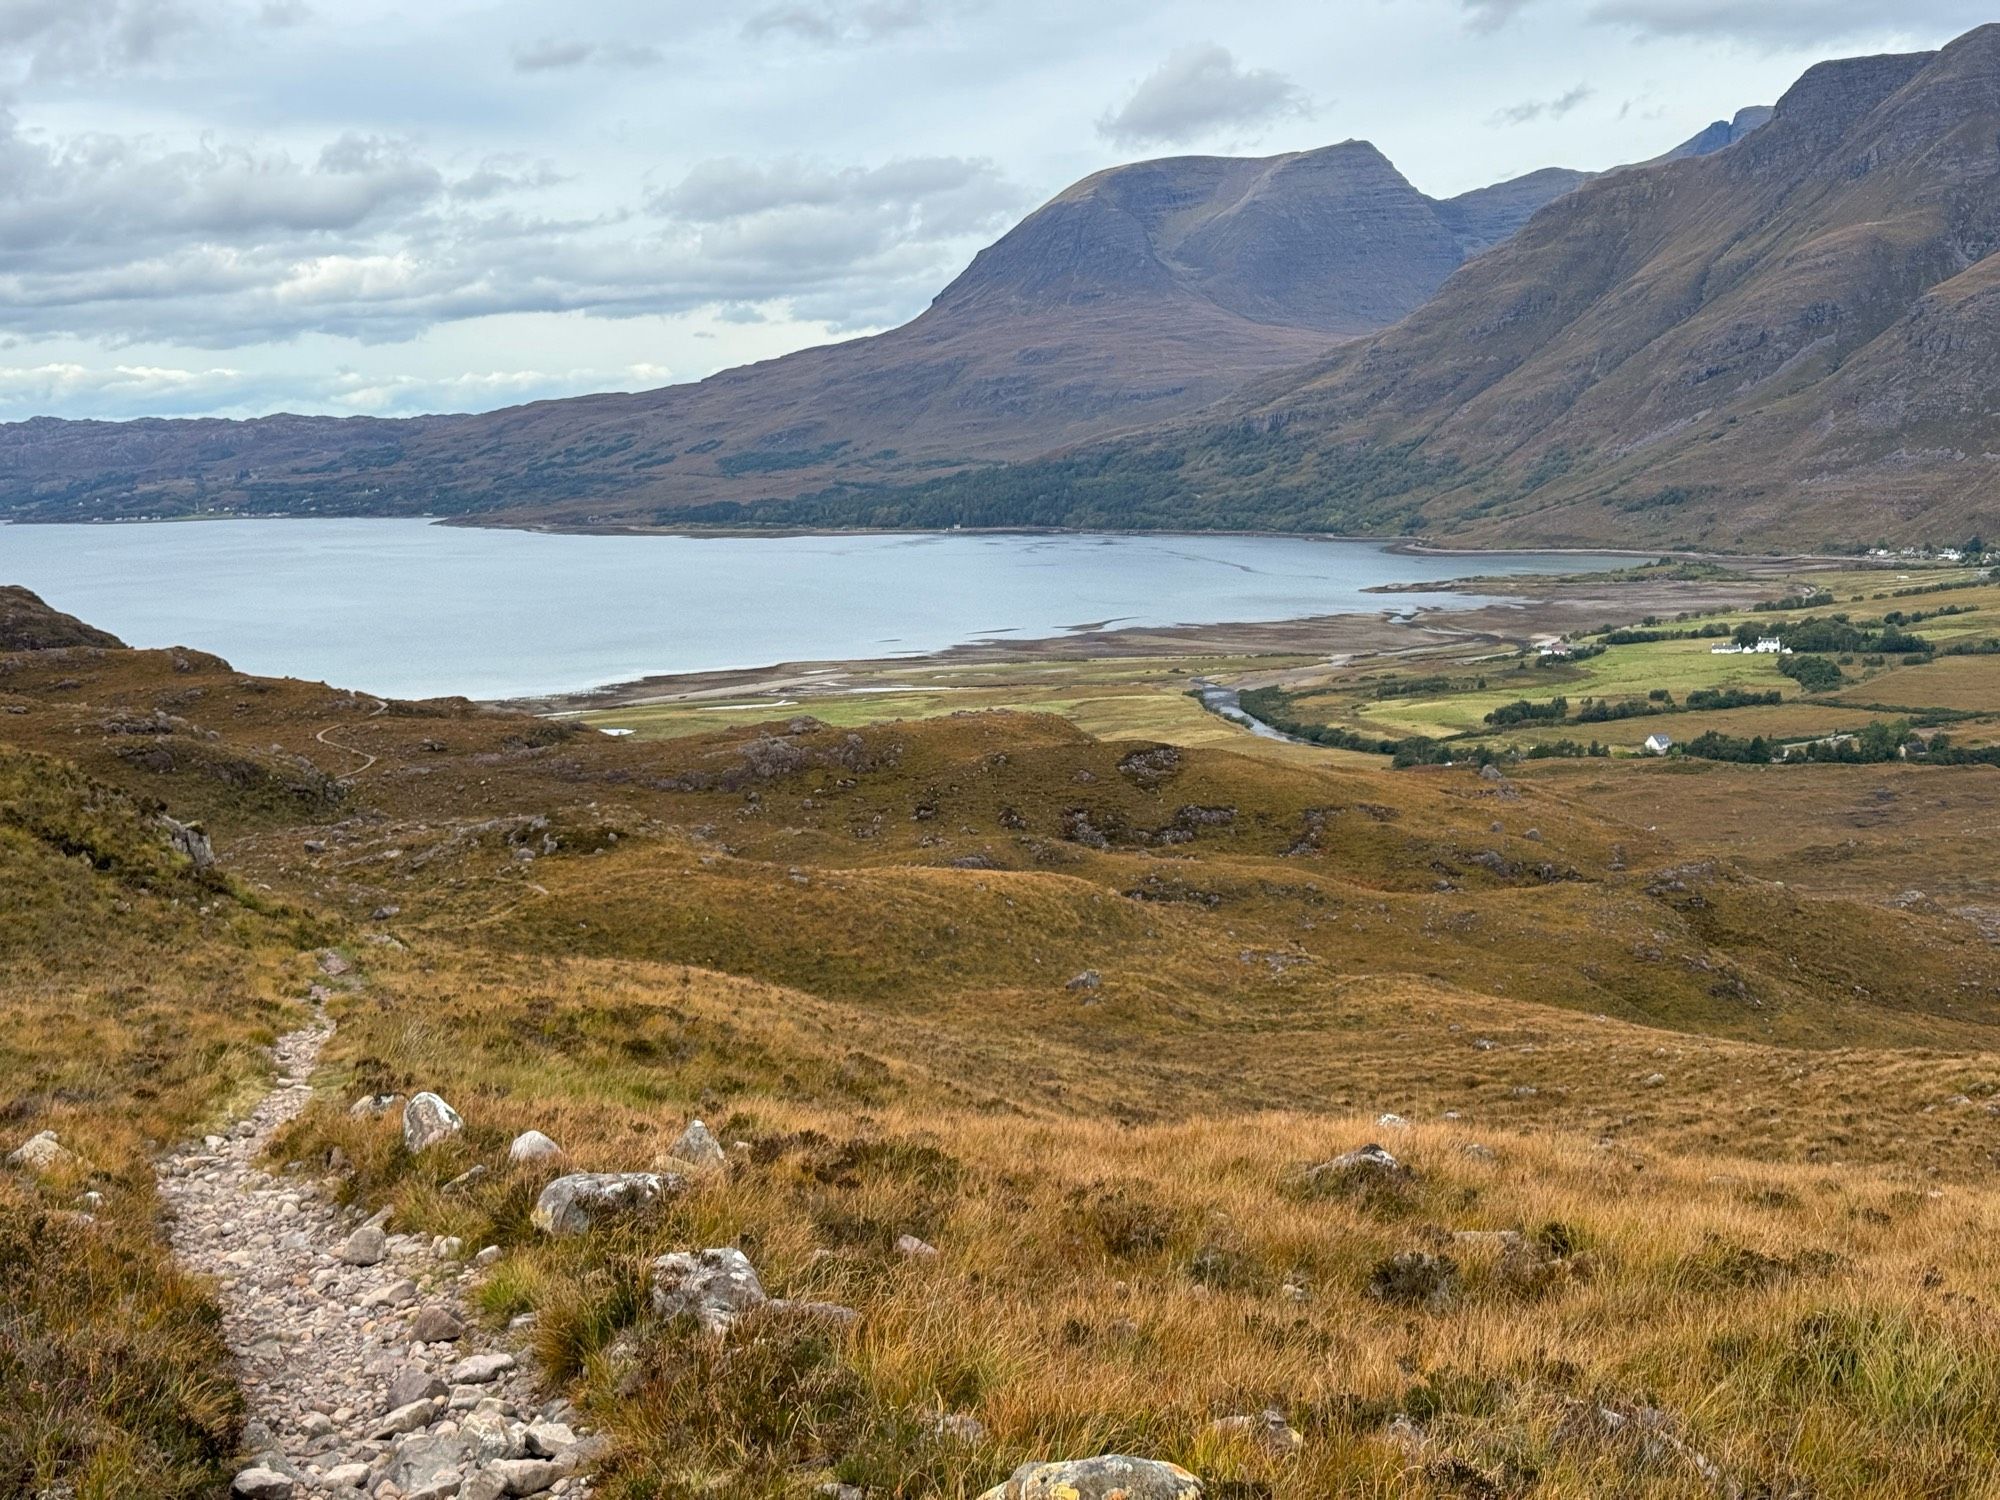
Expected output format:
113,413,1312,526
2,520,1628,699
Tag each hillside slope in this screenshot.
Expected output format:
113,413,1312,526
850,27,2000,550
0,146,1586,525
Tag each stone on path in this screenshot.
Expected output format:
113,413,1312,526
450,1351,517,1385
387,1364,450,1408
402,1092,464,1152
531,1171,677,1235
411,1305,465,1341
339,1224,386,1265
231,1466,294,1499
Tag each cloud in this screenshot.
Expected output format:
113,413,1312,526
511,38,663,73
1097,44,1308,148
741,1,942,45
1585,0,1986,48
1460,0,1538,31
0,0,202,82
0,359,681,420
648,154,1023,325
1492,83,1595,125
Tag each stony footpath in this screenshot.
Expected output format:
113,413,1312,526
158,1009,603,1500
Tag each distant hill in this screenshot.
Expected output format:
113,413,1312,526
0,587,125,652
0,142,1595,524
803,27,2000,552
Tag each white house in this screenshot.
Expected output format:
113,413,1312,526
1753,637,1786,654
1645,733,1674,756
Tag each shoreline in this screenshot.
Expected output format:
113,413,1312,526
7,511,1873,569
510,568,1787,716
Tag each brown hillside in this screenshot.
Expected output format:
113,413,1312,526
1115,27,2000,550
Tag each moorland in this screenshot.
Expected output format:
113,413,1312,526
8,550,2000,1498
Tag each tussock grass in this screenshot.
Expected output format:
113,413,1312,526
11,637,2000,1496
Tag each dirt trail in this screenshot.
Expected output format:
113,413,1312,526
159,999,600,1499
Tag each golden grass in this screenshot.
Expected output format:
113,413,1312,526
9,617,2000,1498
273,942,2000,1499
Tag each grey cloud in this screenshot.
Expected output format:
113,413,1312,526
450,156,569,202
648,154,1023,327
512,38,662,72
1586,0,1987,47
0,98,1020,350
1492,83,1594,125
742,1,940,45
1097,44,1308,148
1460,0,1538,32
257,1,312,27
0,0,201,81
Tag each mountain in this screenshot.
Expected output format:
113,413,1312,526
824,27,2000,552
0,144,1588,525
1659,105,1775,162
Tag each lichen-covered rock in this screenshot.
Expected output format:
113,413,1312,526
976,1455,1202,1500
508,1129,563,1163
531,1171,677,1234
402,1092,464,1153
665,1118,725,1170
650,1246,768,1335
7,1129,84,1175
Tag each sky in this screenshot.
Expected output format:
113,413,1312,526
0,0,1990,423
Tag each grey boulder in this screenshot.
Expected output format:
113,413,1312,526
508,1129,564,1163
650,1246,768,1336
665,1118,725,1170
530,1171,677,1235
402,1092,464,1153
977,1456,1202,1500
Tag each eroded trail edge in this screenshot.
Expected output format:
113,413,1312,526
159,1007,600,1499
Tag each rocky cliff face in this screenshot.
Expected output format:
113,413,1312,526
0,144,1584,526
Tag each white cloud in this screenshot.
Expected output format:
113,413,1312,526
1097,44,1309,148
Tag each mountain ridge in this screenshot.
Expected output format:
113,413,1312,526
0,139,1610,524
777,28,2000,552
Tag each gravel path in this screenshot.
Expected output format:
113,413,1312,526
160,1008,602,1499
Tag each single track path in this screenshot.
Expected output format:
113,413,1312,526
160,1002,600,1499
